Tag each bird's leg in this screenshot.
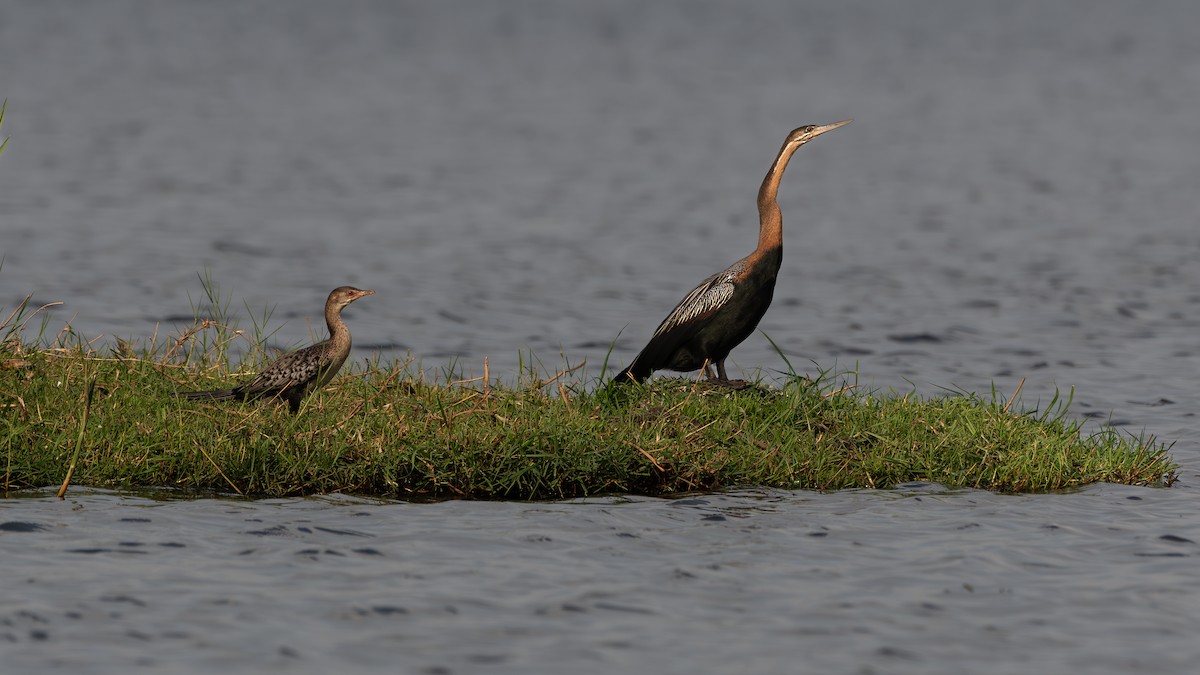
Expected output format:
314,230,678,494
714,360,749,390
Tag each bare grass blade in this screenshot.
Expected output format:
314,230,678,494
56,376,97,499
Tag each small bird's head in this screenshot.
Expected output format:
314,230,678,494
328,286,376,309
785,119,851,147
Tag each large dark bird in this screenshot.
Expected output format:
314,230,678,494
180,286,375,412
614,121,849,385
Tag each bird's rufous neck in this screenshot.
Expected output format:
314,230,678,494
755,140,801,252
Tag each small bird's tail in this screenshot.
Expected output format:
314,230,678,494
178,389,240,402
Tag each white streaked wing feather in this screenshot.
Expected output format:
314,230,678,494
652,270,737,337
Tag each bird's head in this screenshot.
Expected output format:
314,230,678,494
329,286,376,309
785,119,851,147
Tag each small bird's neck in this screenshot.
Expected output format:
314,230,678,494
755,140,801,253
325,303,350,345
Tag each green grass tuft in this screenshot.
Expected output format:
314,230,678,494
0,290,1177,499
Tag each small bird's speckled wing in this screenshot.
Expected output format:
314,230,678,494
242,340,331,395
652,264,741,338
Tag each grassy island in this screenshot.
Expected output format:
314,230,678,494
0,293,1176,500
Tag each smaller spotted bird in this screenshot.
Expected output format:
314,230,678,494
180,286,374,412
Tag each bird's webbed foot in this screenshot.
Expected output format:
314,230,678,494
702,362,751,389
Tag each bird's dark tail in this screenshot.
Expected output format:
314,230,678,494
611,361,650,385
178,389,241,402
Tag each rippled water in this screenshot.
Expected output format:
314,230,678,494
4,486,1200,675
3,1,1200,673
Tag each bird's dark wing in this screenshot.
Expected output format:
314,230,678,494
617,267,740,381
651,268,738,339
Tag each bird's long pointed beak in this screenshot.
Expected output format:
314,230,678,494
812,119,852,137
356,289,376,300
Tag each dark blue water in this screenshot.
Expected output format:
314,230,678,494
4,485,1200,675
2,1,1200,673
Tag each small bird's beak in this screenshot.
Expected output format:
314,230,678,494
356,289,376,299
811,119,852,138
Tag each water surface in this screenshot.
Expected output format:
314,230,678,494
2,1,1200,673
4,486,1200,675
